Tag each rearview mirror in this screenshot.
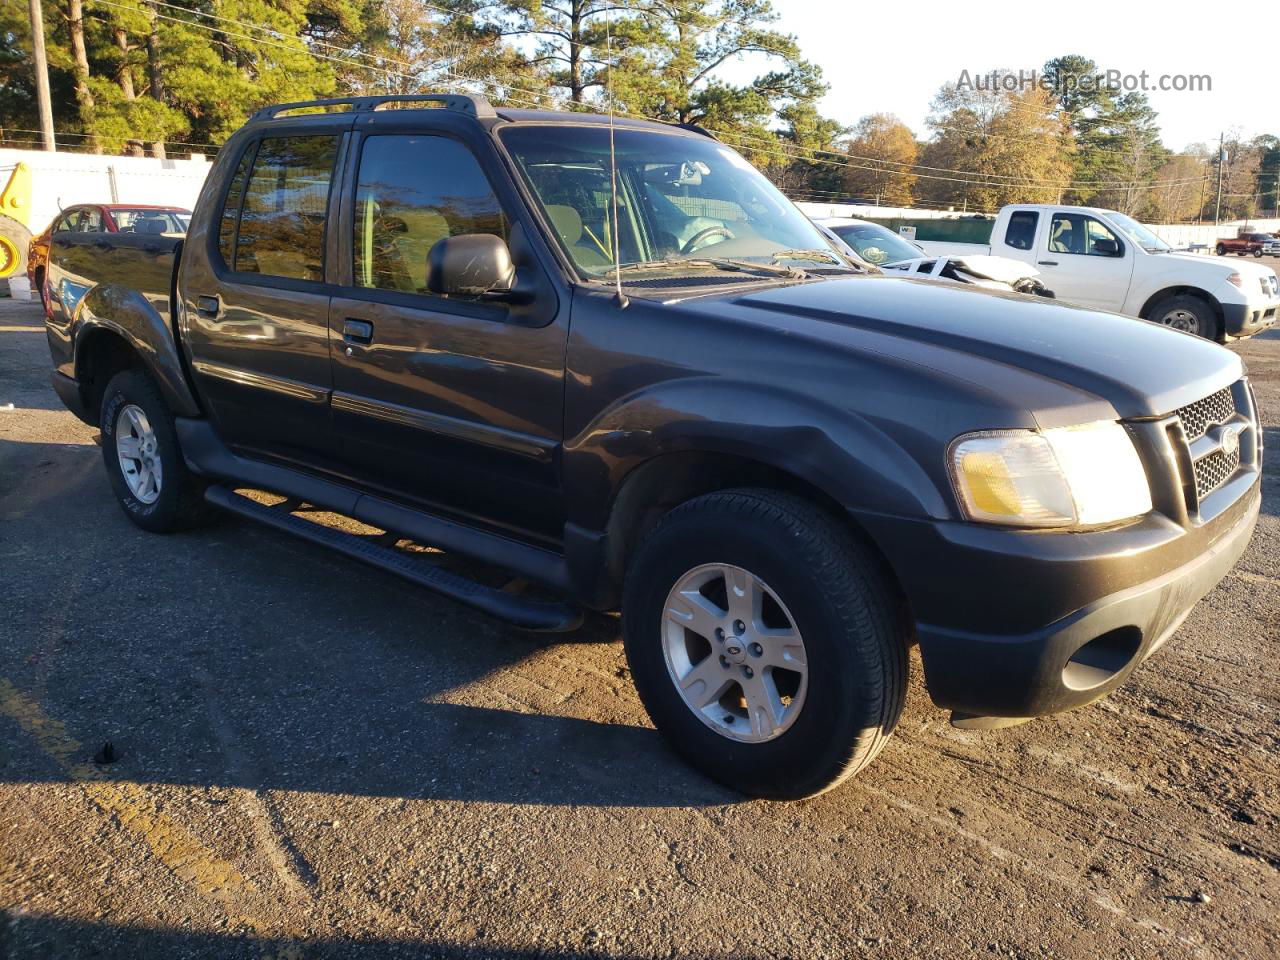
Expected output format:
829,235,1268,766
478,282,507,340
426,234,515,297
1092,237,1120,257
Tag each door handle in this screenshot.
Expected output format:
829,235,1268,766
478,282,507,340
195,295,221,320
342,318,374,344
1037,260,1059,267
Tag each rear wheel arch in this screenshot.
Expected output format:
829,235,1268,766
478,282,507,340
75,327,145,423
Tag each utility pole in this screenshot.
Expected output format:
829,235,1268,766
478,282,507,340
28,0,56,151
1214,132,1225,226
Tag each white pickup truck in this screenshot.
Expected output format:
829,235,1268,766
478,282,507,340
919,204,1279,341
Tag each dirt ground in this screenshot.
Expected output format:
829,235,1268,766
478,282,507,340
1,296,1277,959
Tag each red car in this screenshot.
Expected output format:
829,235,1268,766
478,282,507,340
27,203,190,312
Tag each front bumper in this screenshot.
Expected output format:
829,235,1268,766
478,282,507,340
903,485,1258,718
858,380,1262,721
1223,298,1278,337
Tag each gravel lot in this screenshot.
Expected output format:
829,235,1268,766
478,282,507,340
1,296,1277,960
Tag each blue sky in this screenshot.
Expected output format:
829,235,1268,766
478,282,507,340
745,0,1271,150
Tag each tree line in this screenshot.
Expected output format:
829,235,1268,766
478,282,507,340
1,3,1275,223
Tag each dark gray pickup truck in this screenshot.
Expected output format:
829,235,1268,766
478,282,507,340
44,94,1262,799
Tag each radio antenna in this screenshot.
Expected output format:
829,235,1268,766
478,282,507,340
605,11,629,308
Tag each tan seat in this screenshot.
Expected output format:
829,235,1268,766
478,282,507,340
544,204,612,268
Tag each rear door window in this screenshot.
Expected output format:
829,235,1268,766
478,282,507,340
226,135,340,282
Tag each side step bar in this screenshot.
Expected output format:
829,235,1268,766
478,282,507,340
204,486,583,633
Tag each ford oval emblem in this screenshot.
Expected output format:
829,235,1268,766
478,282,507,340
1220,423,1245,457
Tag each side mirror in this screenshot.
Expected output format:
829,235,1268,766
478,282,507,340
426,233,515,297
1092,237,1120,257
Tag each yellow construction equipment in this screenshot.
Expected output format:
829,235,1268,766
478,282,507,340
0,162,35,280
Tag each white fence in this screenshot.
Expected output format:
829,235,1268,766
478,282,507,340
0,148,213,235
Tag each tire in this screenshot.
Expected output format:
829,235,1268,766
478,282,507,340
34,267,49,315
622,489,907,799
1145,292,1217,340
1215,244,1226,257
100,368,214,532
1255,249,1264,258
0,213,30,280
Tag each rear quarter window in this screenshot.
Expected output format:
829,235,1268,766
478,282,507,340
1004,211,1038,250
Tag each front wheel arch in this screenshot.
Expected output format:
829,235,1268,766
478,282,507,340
1139,287,1223,341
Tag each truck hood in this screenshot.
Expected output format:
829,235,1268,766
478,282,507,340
1162,251,1277,279
676,274,1242,420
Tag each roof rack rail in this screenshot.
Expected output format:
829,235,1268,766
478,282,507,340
677,122,718,140
250,94,496,123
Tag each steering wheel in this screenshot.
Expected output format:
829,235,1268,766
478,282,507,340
680,225,734,255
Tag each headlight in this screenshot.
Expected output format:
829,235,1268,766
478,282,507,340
949,422,1151,528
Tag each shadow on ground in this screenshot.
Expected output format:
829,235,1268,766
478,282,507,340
0,435,732,810
0,914,694,960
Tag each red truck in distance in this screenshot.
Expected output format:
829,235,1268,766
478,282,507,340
1216,230,1280,258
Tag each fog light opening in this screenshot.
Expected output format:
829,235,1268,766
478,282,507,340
1062,627,1142,692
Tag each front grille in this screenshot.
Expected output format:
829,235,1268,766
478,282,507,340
1193,446,1241,500
1174,388,1235,442
1164,380,1259,512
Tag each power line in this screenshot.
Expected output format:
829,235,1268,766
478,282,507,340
74,0,1272,198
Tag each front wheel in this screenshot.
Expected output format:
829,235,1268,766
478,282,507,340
1146,293,1217,340
622,489,907,799
1255,249,1264,258
100,368,214,532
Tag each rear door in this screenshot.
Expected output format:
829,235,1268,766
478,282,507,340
325,115,568,543
181,127,347,468
992,208,1040,265
1035,211,1135,311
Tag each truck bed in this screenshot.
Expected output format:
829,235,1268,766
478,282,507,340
49,231,182,327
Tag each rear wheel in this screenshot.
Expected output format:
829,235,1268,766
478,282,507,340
1146,292,1217,340
622,489,907,799
34,267,49,314
100,368,214,532
1215,243,1227,256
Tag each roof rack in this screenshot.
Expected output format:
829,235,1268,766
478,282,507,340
250,94,496,123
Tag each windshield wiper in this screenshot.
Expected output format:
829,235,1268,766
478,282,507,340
610,257,809,280
770,248,869,273
769,248,841,265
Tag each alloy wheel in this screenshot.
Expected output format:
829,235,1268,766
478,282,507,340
662,563,808,743
115,403,163,504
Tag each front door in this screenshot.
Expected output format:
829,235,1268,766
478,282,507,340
327,127,568,544
181,131,345,467
1036,211,1135,311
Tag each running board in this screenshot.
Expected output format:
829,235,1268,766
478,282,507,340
204,486,583,633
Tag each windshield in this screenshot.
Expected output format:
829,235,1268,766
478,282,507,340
499,125,846,277
1107,212,1170,253
827,223,923,264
